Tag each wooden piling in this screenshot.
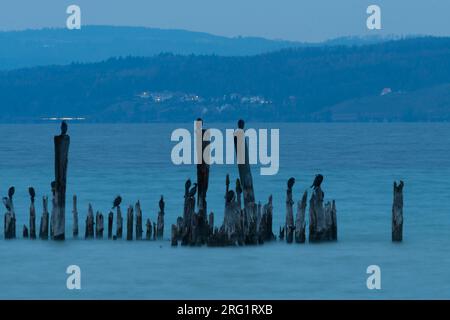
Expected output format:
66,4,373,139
135,201,143,240
234,120,255,208
96,211,104,239
145,219,152,240
171,224,178,246
108,212,113,239
285,178,295,243
39,196,49,240
392,180,404,242
259,195,275,242
23,225,29,238
295,191,307,243
53,121,70,240
116,205,123,239
156,196,165,240
29,187,36,239
72,195,78,238
126,205,134,241
85,204,95,239
3,187,16,239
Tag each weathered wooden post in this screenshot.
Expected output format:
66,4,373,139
208,212,214,236
72,195,79,238
23,225,29,238
156,196,165,240
392,180,404,242
309,186,324,242
39,196,49,240
53,121,70,240
96,211,104,239
171,224,178,246
182,180,196,245
3,187,16,239
145,219,152,240
196,119,210,244
85,204,95,239
234,119,255,207
135,201,143,240
153,222,157,240
259,195,275,242
286,178,295,243
113,196,123,239
126,205,134,241
29,187,36,239
295,191,307,243
108,212,113,239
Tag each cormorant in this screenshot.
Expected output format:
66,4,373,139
237,119,245,129
310,174,324,190
185,179,192,196
29,187,36,202
61,121,68,135
287,177,295,190
8,186,15,199
226,190,235,203
159,196,165,212
188,183,198,198
113,195,122,209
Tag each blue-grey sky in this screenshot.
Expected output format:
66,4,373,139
0,0,448,41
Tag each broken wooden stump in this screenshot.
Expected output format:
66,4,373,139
181,179,196,245
23,225,29,238
29,187,36,239
171,224,178,246
113,196,123,239
72,195,79,238
85,204,95,239
135,201,143,240
53,121,70,240
309,176,337,243
392,180,404,242
295,191,307,243
285,178,295,243
39,196,49,240
96,211,104,239
126,205,134,241
259,195,275,242
145,219,152,240
3,187,16,239
108,211,113,239
156,196,165,240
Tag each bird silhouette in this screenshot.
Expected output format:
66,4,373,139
310,174,324,190
159,196,165,212
113,195,122,209
61,121,68,135
237,119,245,129
29,187,36,202
8,186,15,199
226,190,235,203
287,177,295,190
185,179,191,196
188,183,198,198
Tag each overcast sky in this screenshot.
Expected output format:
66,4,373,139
0,0,448,42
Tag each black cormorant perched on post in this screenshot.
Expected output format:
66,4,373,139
226,190,235,203
310,174,324,190
113,195,122,209
188,183,198,198
29,187,36,203
61,121,68,135
159,196,165,212
8,186,15,199
287,177,295,190
185,179,192,196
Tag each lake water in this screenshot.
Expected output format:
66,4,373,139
1,122,450,299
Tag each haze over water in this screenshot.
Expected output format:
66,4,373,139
0,122,449,299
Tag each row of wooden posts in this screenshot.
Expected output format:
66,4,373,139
2,120,405,244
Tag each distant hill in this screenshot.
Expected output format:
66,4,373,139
0,36,449,122
0,26,395,70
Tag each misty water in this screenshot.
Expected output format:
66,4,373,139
1,122,450,299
